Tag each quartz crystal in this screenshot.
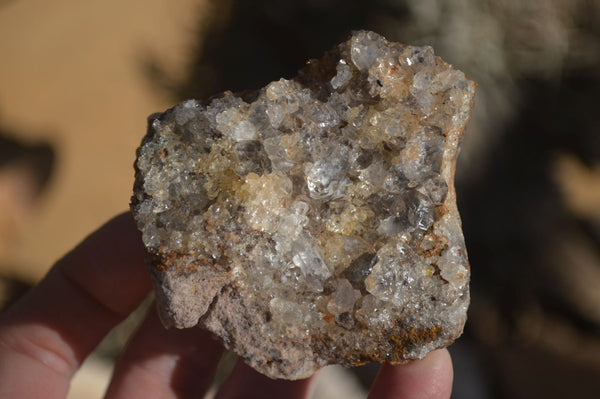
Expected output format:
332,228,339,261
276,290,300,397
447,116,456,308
132,30,475,379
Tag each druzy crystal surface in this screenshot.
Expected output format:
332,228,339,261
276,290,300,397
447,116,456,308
132,31,475,379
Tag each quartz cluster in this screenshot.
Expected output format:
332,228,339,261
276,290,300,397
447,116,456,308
132,30,475,379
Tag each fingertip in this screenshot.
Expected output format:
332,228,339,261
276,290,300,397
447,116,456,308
57,211,151,315
368,348,453,399
105,308,224,399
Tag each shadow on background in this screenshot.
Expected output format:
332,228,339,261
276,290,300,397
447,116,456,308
0,131,55,194
144,0,410,100
0,128,54,311
459,69,600,398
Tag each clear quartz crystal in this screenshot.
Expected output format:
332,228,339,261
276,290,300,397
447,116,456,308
132,30,475,380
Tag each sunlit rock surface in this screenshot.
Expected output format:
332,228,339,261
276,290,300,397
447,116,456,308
132,30,475,379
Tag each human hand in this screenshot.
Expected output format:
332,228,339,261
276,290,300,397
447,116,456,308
0,212,453,398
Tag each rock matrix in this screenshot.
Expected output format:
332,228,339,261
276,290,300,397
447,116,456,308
132,30,475,379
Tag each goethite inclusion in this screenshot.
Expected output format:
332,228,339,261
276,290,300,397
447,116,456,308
132,30,475,379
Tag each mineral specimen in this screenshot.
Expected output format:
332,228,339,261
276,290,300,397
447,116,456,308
131,30,475,379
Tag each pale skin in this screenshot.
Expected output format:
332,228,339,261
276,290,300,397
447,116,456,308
0,212,453,398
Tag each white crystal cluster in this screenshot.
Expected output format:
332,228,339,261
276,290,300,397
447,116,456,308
132,31,475,379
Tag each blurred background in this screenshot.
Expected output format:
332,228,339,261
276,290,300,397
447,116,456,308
1,0,599,397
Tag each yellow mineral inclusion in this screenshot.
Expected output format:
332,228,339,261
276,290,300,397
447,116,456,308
325,203,374,236
280,132,306,163
241,172,292,234
365,276,375,291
